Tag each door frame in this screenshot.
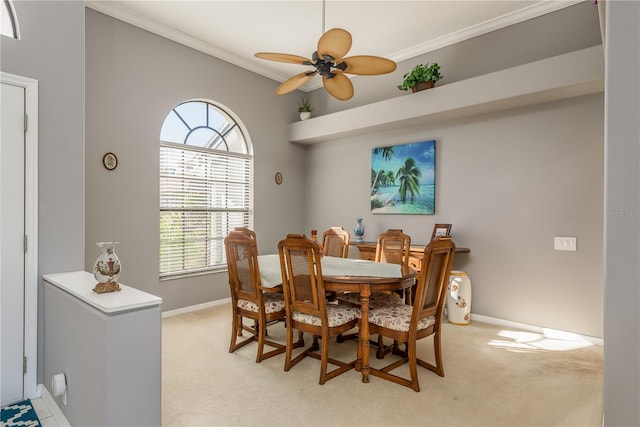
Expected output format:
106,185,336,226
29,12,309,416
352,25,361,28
1,71,38,400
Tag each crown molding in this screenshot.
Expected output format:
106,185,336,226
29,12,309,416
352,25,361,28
297,0,584,91
86,0,583,93
390,0,583,63
85,1,285,84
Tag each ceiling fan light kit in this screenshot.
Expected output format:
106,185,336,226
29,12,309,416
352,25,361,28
256,28,396,101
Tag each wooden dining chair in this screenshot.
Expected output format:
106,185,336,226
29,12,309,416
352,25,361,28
320,226,350,301
340,228,412,307
278,234,361,384
376,228,411,266
225,230,289,363
321,226,350,258
336,229,412,347
234,226,257,243
364,236,456,392
375,228,413,304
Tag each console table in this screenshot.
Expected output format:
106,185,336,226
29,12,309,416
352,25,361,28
350,242,470,272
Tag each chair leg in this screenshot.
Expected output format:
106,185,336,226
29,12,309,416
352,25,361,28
236,314,243,337
376,335,398,359
255,319,266,363
229,312,239,352
284,323,294,372
319,333,330,385
434,330,444,376
407,338,420,392
376,335,386,359
417,330,444,377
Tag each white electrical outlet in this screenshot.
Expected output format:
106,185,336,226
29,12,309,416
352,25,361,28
554,236,577,251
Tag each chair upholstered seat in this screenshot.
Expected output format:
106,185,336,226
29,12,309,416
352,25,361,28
292,305,360,327
238,292,285,314
369,304,436,332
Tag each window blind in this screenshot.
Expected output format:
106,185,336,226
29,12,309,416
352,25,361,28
160,144,253,277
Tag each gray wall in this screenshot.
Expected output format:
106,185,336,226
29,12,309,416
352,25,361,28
302,0,604,338
603,1,640,425
7,1,639,422
0,0,85,380
308,1,602,115
84,9,305,311
305,94,604,338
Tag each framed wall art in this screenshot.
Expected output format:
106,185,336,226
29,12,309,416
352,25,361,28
371,139,435,215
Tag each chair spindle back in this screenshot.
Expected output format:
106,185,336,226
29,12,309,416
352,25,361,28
278,234,327,319
321,226,350,258
376,229,411,267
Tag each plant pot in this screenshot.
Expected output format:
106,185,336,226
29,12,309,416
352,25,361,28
299,111,311,121
411,81,436,93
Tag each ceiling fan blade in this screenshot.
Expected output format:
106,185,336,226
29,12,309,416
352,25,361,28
323,71,354,101
255,52,312,65
340,55,397,76
274,71,317,95
317,28,352,62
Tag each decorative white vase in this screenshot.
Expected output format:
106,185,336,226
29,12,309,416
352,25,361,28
447,271,471,325
299,111,311,121
354,218,365,243
93,242,122,293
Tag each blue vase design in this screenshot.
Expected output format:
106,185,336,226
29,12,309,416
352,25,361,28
354,218,365,243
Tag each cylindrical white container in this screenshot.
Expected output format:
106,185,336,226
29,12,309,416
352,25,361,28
51,373,66,396
447,271,472,325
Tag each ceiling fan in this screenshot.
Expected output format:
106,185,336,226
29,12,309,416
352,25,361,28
254,3,396,101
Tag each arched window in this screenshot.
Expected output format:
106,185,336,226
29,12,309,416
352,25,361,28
1,0,20,39
159,100,253,278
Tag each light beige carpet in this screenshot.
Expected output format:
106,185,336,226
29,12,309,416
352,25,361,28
162,304,603,427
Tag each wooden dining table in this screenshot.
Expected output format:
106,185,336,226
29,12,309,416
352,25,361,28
257,254,418,383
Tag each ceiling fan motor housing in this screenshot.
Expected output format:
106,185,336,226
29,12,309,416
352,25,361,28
311,51,347,79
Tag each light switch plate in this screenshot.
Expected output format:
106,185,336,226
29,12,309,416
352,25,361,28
554,236,577,251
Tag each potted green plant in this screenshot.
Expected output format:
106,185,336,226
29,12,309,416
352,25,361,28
297,97,312,120
397,63,443,93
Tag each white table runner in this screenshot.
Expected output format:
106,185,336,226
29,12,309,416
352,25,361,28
257,254,402,289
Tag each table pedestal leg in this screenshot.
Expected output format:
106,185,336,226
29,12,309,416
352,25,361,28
359,285,371,383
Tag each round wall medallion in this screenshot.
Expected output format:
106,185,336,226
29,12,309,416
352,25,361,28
102,152,118,170
275,172,283,185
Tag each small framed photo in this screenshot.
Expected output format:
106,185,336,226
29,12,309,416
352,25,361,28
431,223,452,241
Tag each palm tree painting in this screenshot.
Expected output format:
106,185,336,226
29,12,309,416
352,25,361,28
371,140,435,214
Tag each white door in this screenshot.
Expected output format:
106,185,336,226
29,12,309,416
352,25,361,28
0,82,26,406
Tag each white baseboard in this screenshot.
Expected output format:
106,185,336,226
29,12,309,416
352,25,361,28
160,299,603,346
38,384,71,427
471,313,604,346
162,298,231,318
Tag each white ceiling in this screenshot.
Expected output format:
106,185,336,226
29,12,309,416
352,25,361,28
86,0,582,91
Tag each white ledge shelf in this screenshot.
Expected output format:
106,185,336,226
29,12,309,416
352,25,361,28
43,271,162,314
289,46,604,144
